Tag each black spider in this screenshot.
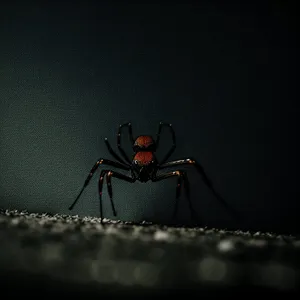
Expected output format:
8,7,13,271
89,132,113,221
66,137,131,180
69,122,238,225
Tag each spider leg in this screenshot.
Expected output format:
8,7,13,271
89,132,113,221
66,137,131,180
180,171,199,223
152,170,199,224
159,158,240,224
98,170,106,222
100,170,136,223
155,122,176,165
68,158,130,211
104,138,128,165
117,122,134,164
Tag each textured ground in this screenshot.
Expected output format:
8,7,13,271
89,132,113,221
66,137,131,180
0,209,299,296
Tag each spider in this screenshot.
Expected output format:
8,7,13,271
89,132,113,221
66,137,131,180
69,122,238,225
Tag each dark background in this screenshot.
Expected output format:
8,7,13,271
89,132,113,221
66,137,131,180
0,1,298,234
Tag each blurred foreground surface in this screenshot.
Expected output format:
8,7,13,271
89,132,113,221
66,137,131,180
0,209,299,296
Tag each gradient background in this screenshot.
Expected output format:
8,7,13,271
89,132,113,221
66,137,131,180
0,2,298,233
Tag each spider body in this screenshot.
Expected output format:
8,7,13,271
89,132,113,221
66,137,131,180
133,151,157,182
69,122,238,225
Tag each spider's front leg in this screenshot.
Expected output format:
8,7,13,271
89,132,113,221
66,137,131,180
98,170,136,224
155,122,176,165
152,170,199,224
68,158,130,211
117,122,135,164
159,158,240,223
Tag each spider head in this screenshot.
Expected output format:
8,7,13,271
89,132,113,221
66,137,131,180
133,135,156,152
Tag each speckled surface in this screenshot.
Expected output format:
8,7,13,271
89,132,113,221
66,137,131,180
0,209,299,295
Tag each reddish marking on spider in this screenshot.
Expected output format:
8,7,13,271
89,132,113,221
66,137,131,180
134,135,154,148
133,151,154,165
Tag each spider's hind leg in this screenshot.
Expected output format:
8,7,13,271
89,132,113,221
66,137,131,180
153,170,200,226
180,171,199,226
159,158,241,226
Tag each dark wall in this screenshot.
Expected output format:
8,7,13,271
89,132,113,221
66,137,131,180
0,2,298,233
